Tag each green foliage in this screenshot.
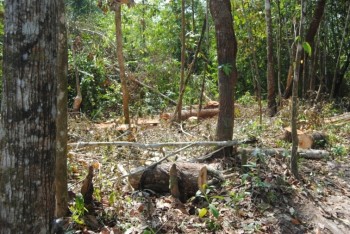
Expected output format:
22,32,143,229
237,91,256,106
218,63,233,76
195,184,223,231
302,42,312,57
331,145,347,158
69,194,88,225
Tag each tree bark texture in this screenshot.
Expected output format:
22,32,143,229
55,0,69,218
115,4,130,124
265,0,277,117
0,0,63,232
210,0,238,142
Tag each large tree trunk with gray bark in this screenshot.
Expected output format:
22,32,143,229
0,0,63,232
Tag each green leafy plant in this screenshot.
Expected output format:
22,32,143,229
302,42,312,57
69,194,88,225
237,91,256,106
331,145,347,158
195,184,223,231
218,63,233,76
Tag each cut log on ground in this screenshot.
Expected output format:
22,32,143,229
238,147,329,160
128,162,220,202
161,109,220,121
324,112,350,125
283,127,327,149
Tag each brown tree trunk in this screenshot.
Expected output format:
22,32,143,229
0,0,62,232
175,0,186,122
265,0,277,116
291,1,305,180
210,0,238,145
276,0,283,103
55,0,69,218
115,3,130,124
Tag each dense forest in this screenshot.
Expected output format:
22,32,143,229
26,0,350,118
0,0,350,233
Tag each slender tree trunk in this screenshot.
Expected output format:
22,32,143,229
0,0,62,232
210,0,238,144
175,0,186,122
330,2,350,98
265,0,277,116
174,18,206,122
276,0,283,103
291,1,305,180
55,0,69,217
309,32,320,94
72,39,82,111
191,0,195,32
115,3,130,124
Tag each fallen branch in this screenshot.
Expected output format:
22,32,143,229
238,148,329,160
162,108,220,121
68,140,239,149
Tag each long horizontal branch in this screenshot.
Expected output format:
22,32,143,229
68,140,239,149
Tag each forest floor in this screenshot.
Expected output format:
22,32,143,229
64,101,350,234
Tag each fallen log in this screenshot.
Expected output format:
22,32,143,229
161,108,220,121
238,148,329,160
283,127,327,149
68,140,239,149
125,147,328,201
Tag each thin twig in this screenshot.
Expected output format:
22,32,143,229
68,140,239,149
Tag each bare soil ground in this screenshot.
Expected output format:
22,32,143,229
64,104,350,234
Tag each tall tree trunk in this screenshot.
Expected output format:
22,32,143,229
175,0,186,122
115,3,130,124
276,0,283,103
210,0,238,145
55,0,69,218
291,1,305,180
0,0,62,232
265,0,277,116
